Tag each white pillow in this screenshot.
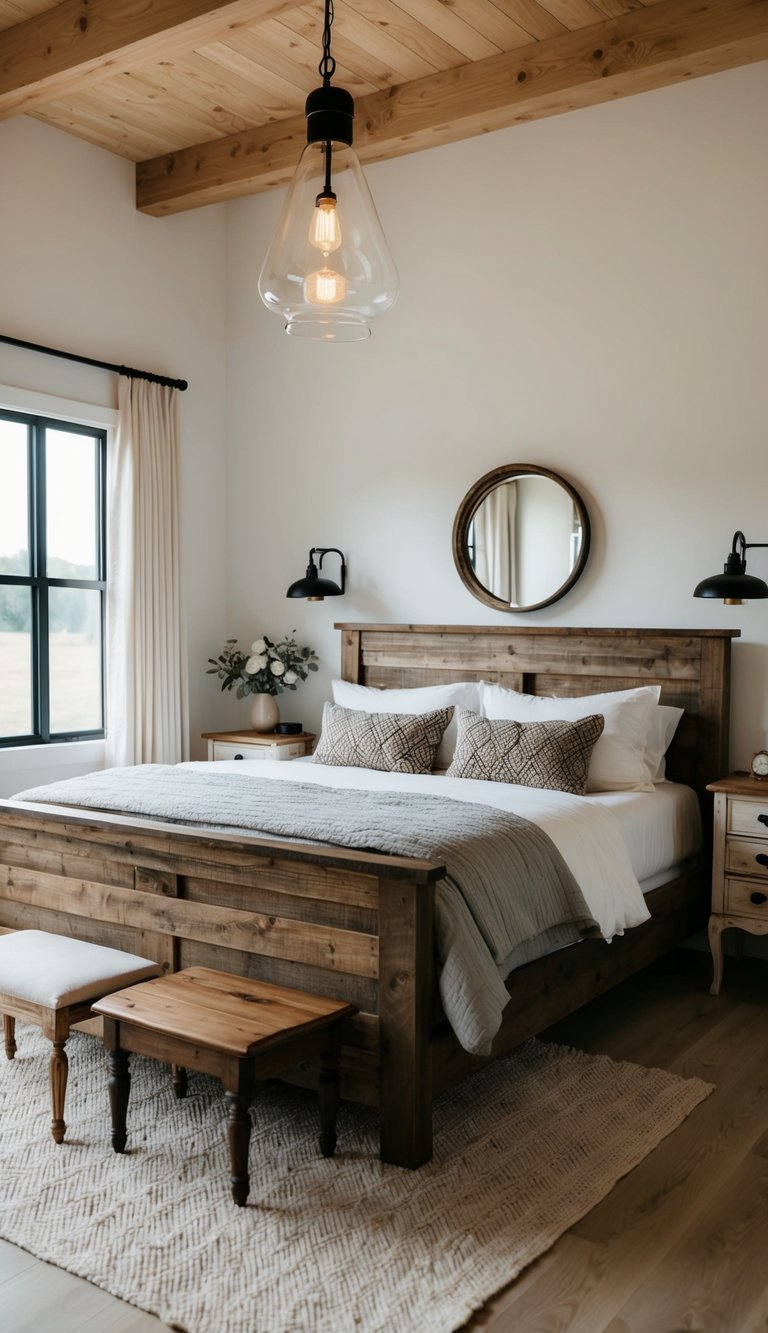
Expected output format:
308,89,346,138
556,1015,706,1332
331,679,480,770
645,704,685,782
479,682,661,792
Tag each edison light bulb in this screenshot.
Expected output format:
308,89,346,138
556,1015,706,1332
304,267,346,304
309,196,341,253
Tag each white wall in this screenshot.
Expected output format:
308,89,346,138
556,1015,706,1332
224,63,768,769
0,116,229,794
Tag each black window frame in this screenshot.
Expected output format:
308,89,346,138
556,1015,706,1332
0,408,107,747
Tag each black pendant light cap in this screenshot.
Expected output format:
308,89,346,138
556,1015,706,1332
306,85,354,146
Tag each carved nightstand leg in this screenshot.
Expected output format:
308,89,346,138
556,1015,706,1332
708,916,725,996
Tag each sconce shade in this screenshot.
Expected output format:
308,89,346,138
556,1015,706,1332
693,531,768,603
693,571,768,600
287,548,346,601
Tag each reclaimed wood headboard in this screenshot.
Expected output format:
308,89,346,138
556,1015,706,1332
335,624,740,804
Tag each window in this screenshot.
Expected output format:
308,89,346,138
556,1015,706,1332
0,409,106,745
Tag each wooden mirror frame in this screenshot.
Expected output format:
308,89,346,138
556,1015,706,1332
452,464,591,613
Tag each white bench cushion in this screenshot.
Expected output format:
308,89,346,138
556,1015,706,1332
0,931,162,1009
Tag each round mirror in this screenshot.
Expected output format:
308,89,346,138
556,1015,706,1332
452,465,591,612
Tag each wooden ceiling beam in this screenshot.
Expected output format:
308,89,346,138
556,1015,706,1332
136,0,768,215
0,0,310,117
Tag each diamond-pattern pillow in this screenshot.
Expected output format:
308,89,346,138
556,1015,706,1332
447,708,605,795
314,702,453,775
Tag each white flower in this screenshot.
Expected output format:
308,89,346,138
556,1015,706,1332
244,655,264,674
270,660,285,677
284,670,298,685
250,638,267,655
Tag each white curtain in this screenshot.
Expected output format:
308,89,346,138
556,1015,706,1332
106,377,188,766
472,481,518,605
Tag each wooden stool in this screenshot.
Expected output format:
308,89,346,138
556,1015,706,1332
92,967,357,1206
0,930,161,1143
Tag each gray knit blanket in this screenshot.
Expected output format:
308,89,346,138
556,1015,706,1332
15,765,599,1053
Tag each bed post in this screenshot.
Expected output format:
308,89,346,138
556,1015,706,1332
377,873,435,1168
339,628,363,683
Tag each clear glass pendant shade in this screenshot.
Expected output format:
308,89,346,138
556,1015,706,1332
258,139,398,342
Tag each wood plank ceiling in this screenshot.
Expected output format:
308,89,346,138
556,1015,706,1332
0,0,766,214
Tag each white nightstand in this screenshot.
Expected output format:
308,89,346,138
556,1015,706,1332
707,773,768,995
201,730,315,762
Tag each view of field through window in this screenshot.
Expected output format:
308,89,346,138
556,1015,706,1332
0,417,103,738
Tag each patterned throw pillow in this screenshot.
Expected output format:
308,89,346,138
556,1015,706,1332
314,702,454,775
447,709,605,795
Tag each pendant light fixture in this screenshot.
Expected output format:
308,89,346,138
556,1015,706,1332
258,0,398,342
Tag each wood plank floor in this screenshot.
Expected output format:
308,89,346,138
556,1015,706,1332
1,949,766,1331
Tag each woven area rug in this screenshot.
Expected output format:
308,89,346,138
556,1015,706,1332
0,1026,711,1333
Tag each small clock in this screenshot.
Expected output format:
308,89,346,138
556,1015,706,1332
751,750,768,780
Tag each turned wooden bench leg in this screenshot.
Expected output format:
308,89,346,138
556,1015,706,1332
49,1040,69,1144
108,1050,131,1153
171,1065,188,1099
3,1015,16,1061
225,1090,252,1208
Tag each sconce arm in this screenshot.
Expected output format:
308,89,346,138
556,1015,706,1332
312,547,346,595
725,531,768,575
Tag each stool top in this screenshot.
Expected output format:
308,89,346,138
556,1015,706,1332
0,930,161,1009
92,967,357,1057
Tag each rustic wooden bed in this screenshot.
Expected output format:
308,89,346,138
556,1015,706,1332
0,625,737,1168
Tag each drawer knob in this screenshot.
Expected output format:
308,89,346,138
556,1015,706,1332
750,891,768,905
234,753,244,760
759,814,768,828
756,854,768,869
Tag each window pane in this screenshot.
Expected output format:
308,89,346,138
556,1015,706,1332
0,418,29,576
0,586,32,737
46,430,99,579
48,588,102,733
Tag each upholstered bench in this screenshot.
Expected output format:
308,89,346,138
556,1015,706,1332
0,930,162,1143
92,966,357,1206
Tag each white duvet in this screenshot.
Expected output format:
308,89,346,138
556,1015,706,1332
183,758,651,1054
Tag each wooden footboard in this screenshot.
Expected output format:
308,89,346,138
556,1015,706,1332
0,797,708,1167
0,801,442,1167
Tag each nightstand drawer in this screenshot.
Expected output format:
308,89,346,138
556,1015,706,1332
724,876,768,919
725,838,768,879
727,798,768,838
211,741,306,762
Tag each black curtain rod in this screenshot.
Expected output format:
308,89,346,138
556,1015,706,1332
0,333,188,392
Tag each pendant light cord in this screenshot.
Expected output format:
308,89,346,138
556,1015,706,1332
319,0,336,84
319,0,336,197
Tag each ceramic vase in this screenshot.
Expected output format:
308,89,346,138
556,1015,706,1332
249,692,280,733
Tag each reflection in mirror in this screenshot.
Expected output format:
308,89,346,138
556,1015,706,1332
453,465,590,613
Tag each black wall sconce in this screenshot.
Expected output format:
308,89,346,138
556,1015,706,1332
694,531,768,604
286,548,346,601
